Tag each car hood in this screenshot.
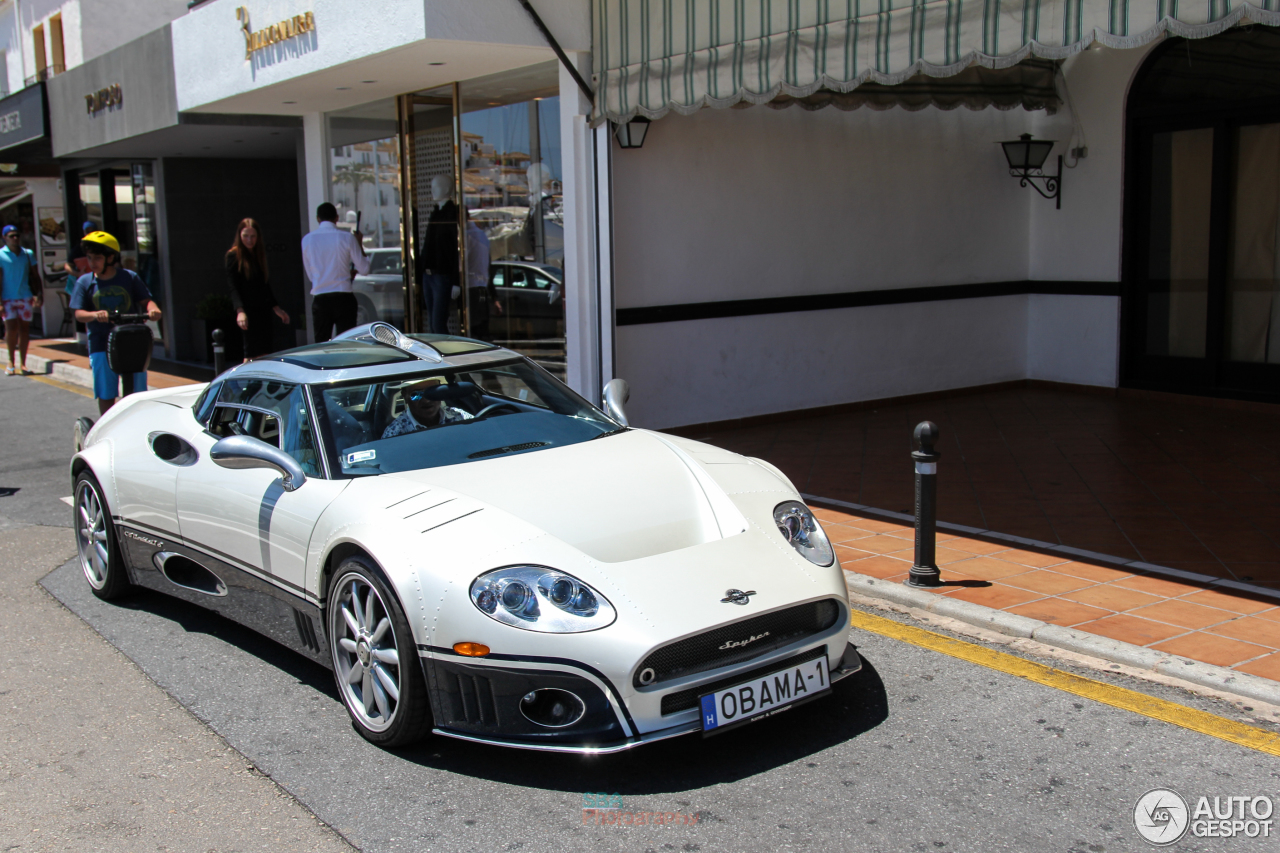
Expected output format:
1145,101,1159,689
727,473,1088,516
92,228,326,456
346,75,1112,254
381,429,753,563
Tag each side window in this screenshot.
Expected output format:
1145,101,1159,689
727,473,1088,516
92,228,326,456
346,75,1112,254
491,266,505,287
509,268,528,288
533,272,554,290
208,380,321,477
194,381,221,425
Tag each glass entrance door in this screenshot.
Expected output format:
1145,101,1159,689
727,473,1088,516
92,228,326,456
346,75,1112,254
393,64,566,377
1123,28,1280,401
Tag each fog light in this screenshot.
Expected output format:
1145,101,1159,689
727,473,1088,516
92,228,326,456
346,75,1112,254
518,688,585,728
637,667,656,685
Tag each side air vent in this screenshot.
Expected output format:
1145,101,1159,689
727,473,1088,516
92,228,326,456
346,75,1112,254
293,608,321,653
447,670,500,725
154,553,227,596
467,441,549,459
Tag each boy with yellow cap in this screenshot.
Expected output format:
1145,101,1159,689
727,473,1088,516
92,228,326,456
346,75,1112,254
69,231,162,413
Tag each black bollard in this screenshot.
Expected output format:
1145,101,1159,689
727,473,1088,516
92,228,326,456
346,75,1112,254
906,421,942,588
212,328,226,376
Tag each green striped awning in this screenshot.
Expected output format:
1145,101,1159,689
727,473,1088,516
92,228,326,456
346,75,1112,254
593,1,1280,123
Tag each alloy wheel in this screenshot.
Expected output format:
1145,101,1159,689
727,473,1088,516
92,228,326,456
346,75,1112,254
330,572,403,732
75,481,110,590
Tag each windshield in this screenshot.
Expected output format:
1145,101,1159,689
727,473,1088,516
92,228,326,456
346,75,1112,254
312,358,622,476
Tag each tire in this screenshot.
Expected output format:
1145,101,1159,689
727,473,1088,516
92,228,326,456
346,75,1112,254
327,556,432,747
73,471,131,600
73,417,95,453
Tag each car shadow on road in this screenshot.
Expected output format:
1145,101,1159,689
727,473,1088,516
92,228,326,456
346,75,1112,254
107,586,336,695
100,586,890,794
395,657,891,794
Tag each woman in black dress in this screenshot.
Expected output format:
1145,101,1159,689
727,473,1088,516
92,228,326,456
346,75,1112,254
226,218,289,361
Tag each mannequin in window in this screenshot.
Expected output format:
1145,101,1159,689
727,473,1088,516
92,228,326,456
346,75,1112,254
421,175,458,335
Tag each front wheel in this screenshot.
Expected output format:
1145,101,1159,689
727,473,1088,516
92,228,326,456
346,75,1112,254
327,556,432,747
74,471,131,600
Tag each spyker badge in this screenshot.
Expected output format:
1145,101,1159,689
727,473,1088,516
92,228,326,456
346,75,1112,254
721,589,756,605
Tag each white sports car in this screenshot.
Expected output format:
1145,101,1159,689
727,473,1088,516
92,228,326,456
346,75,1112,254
71,323,859,752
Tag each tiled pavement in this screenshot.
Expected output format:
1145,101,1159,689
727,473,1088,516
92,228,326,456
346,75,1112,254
810,504,1280,683
674,384,1280,685
674,386,1280,590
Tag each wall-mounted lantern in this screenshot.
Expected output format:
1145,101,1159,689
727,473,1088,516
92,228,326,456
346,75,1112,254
614,116,650,149
1001,133,1061,209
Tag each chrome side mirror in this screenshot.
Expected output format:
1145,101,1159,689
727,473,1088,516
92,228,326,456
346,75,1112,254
602,378,630,427
210,435,307,492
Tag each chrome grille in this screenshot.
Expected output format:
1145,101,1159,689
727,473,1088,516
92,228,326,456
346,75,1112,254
634,599,840,689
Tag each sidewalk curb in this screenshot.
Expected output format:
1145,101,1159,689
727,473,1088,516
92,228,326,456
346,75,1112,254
846,572,1280,707
24,352,155,391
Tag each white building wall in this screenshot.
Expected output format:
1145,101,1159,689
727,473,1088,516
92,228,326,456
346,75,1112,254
611,45,1154,428
620,296,1030,427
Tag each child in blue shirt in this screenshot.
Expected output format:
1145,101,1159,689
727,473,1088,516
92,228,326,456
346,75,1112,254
69,231,162,413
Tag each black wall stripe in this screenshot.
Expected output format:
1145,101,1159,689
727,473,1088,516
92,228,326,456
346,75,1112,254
615,280,1121,326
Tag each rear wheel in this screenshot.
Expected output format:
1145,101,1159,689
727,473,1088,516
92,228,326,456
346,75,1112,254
73,417,95,453
327,556,431,747
74,471,131,600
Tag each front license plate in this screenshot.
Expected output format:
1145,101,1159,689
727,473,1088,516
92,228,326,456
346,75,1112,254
699,655,830,735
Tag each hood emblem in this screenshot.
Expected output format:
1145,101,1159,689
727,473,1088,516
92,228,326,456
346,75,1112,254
721,589,756,606
720,631,770,650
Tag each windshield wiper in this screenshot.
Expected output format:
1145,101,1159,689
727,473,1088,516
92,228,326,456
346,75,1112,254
589,427,629,440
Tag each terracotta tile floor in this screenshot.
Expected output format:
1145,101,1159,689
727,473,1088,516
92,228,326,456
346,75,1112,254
812,505,1280,682
674,386,1280,589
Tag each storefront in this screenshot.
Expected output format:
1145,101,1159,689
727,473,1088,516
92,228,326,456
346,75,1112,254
0,81,65,338
48,22,306,363
170,0,599,391
591,1,1280,428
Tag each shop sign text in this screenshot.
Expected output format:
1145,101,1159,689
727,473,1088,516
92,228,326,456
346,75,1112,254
236,7,316,60
85,85,123,115
0,111,20,134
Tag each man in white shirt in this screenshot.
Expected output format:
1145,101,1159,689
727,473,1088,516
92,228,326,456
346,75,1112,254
302,202,370,341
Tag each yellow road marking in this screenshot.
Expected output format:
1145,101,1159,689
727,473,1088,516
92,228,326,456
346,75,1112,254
850,609,1280,757
27,374,92,397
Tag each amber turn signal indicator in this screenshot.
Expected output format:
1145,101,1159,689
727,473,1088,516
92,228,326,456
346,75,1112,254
453,642,490,657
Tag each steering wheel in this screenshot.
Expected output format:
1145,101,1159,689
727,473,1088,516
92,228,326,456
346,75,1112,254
474,402,522,419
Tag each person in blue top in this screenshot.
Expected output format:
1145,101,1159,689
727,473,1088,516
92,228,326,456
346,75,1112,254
1,224,42,375
69,231,162,414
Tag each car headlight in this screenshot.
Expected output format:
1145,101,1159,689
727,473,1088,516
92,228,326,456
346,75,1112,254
773,501,835,566
470,566,617,633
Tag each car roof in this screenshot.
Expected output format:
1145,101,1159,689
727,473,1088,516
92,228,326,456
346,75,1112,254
214,331,520,386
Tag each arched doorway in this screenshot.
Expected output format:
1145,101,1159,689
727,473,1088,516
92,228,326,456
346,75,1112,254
1122,26,1280,401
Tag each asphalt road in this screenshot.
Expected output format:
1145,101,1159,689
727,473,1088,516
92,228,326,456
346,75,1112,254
0,375,100,530
6,375,1280,852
